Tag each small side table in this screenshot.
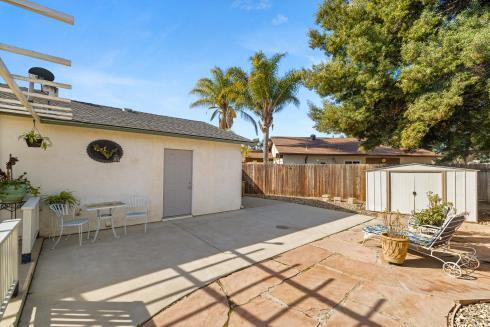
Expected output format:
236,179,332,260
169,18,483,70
85,201,126,242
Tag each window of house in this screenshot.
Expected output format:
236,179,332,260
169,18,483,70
345,160,361,164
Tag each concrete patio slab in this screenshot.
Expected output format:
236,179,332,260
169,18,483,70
147,219,490,327
145,283,228,327
19,197,372,326
270,265,359,317
228,296,318,327
219,259,299,306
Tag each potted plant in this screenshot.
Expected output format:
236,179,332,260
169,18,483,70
380,211,409,264
0,155,40,203
411,192,454,228
45,191,78,206
18,129,52,150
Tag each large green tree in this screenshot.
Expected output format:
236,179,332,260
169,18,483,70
244,52,302,163
306,0,490,161
190,67,257,132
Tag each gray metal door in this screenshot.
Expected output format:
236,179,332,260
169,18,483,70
164,149,193,218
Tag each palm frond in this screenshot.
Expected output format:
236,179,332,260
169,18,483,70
210,109,220,122
239,110,258,135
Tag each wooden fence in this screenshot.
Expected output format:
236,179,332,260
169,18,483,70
242,163,380,202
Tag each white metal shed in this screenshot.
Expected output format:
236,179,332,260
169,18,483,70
366,164,479,222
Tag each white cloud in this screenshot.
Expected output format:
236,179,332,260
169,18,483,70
272,14,288,26
306,55,327,65
232,0,271,10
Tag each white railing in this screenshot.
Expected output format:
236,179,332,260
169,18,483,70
20,197,40,263
0,219,20,319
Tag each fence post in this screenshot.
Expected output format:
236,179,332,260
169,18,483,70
20,197,40,264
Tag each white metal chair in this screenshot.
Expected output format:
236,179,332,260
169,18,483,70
124,196,149,234
49,203,90,249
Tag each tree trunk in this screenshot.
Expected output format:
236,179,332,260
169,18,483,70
263,128,269,164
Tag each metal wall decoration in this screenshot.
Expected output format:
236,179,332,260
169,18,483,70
87,140,123,163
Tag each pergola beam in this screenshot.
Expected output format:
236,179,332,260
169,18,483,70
0,56,39,122
0,97,71,111
11,74,71,89
0,86,71,103
0,0,74,25
0,43,71,66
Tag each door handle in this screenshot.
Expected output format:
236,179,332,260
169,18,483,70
413,191,417,196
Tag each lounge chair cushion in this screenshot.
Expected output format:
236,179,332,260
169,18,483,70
405,231,434,246
362,224,387,235
363,224,436,246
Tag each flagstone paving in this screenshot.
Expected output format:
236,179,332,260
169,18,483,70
145,222,490,327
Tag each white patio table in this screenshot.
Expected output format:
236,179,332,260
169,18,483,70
84,201,126,242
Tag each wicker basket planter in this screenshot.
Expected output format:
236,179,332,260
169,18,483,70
380,233,409,264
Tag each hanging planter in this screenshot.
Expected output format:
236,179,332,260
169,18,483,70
18,121,52,150
25,137,44,148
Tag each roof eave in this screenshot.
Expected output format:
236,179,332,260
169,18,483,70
39,117,252,145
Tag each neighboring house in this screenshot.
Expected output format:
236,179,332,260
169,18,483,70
0,85,249,236
244,150,272,163
271,136,438,165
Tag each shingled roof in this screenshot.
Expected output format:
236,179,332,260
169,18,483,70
0,85,250,144
271,137,437,157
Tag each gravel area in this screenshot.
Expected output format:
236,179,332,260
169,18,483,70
454,302,490,327
245,194,362,213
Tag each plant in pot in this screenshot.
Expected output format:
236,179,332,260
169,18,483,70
44,191,78,206
18,129,52,150
0,154,40,203
411,192,454,228
380,211,409,264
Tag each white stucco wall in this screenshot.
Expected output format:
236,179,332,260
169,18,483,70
0,115,242,236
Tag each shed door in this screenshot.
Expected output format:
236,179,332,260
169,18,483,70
390,172,442,214
413,173,442,211
390,173,414,214
164,149,193,218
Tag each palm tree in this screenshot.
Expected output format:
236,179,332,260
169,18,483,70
190,67,257,132
246,52,302,163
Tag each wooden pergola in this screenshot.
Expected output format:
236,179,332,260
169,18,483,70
0,0,74,122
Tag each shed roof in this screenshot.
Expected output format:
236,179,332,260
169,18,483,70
367,163,479,172
0,85,250,144
271,137,437,157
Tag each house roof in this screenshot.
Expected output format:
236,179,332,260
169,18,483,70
271,137,437,157
0,85,250,144
246,150,272,160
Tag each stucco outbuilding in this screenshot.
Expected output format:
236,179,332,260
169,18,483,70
0,88,249,236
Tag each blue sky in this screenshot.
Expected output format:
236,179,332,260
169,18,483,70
0,0,329,140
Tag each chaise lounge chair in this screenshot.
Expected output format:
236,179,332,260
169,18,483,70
362,213,480,278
